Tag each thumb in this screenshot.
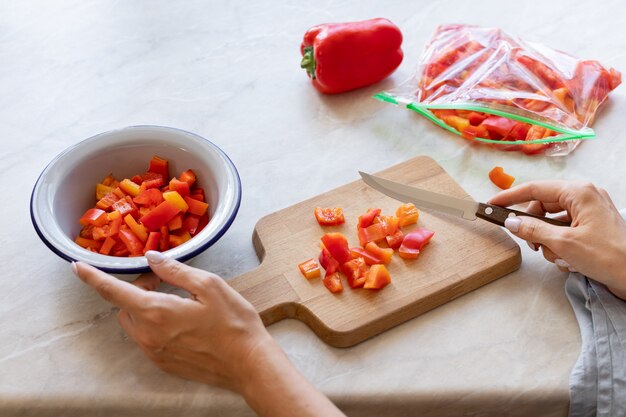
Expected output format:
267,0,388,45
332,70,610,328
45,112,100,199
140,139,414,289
144,251,219,298
504,215,559,247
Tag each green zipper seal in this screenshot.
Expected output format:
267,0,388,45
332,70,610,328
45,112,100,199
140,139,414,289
374,91,595,145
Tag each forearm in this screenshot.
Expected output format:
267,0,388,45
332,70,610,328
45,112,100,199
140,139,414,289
241,337,345,417
600,231,626,301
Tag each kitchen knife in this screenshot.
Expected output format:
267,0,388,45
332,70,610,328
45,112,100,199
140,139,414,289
359,171,570,228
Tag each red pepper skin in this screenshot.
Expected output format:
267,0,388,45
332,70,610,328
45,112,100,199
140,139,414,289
320,233,352,264
300,18,403,94
323,272,343,293
140,201,182,231
399,228,435,259
319,246,340,274
358,208,381,228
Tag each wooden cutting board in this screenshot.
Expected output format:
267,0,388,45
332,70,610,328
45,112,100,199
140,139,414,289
228,156,521,347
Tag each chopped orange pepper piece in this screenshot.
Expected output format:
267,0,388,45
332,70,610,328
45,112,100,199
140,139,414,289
298,259,321,279
395,203,419,227
363,264,391,290
488,166,515,190
314,207,345,226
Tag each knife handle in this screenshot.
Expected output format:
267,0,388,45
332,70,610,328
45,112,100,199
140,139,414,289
476,203,571,228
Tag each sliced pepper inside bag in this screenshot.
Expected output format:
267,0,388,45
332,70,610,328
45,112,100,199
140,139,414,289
376,24,621,156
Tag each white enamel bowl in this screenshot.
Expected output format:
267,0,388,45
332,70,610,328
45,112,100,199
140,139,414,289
30,125,241,274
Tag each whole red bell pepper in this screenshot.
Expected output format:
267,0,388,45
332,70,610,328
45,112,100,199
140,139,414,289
300,18,403,94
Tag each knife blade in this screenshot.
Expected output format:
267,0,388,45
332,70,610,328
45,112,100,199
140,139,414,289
359,171,570,228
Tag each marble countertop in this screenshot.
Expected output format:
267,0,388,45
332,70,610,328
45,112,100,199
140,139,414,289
2,1,625,416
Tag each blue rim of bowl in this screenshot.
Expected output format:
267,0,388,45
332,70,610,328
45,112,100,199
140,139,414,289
30,125,242,274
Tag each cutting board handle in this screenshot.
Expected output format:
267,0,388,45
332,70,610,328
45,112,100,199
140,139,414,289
228,266,300,325
227,229,301,325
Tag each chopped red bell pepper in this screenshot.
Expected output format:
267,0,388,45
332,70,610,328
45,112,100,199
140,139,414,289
75,236,103,251
319,245,340,274
349,247,382,266
398,228,435,259
323,272,343,293
340,257,368,288
385,229,404,250
111,197,136,217
521,125,550,155
363,264,391,290
101,174,117,187
133,188,164,206
112,187,127,199
118,226,144,256
76,150,209,256
375,215,400,236
148,156,169,179
139,201,181,231
91,224,110,241
159,225,170,251
357,222,386,246
79,225,94,239
169,231,191,248
179,169,197,187
481,116,517,137
190,187,205,202
300,18,403,94
508,123,530,141
79,208,108,227
99,236,117,255
461,124,490,140
412,26,622,155
107,216,123,237
125,196,139,218
169,178,191,198
301,202,437,295
124,214,148,243
182,214,200,235
364,241,393,265
320,233,352,264
141,171,166,189
184,196,209,217
96,192,119,211
314,207,345,226
358,208,381,228
143,232,161,254
196,213,210,234
467,112,488,126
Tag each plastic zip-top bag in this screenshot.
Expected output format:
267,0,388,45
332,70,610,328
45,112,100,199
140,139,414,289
376,24,621,156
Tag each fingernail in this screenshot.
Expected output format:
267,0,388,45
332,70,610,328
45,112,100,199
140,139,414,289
555,258,571,268
504,217,521,233
526,241,539,251
71,261,78,276
145,251,166,264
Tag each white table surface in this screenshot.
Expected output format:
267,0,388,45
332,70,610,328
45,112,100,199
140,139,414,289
2,1,625,416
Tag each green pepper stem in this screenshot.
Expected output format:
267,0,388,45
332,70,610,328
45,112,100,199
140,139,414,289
300,46,316,79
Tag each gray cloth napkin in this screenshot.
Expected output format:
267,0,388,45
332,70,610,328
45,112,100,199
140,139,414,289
566,208,626,417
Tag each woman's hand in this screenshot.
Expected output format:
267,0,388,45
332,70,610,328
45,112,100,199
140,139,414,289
489,181,626,299
73,251,273,391
73,251,345,417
